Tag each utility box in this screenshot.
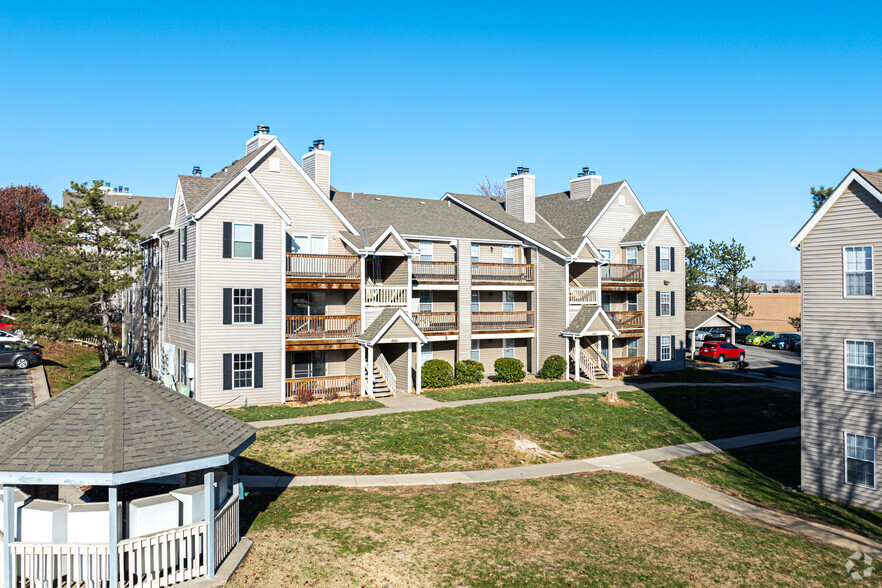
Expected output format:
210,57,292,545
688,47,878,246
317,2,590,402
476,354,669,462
128,494,181,538
68,502,122,543
0,488,30,538
170,485,206,525
20,500,70,542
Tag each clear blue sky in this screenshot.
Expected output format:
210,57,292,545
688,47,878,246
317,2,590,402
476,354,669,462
3,1,881,283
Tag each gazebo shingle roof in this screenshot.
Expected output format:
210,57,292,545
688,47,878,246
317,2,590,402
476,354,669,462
0,364,256,476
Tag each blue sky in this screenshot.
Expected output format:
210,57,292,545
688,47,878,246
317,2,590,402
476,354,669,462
2,1,880,283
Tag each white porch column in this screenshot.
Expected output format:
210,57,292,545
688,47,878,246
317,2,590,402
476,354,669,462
359,345,366,397
573,339,580,382
690,331,696,359
204,471,216,578
3,485,13,588
564,337,571,381
607,334,613,378
108,485,119,585
730,326,736,344
366,346,374,398
415,343,422,395
407,345,413,394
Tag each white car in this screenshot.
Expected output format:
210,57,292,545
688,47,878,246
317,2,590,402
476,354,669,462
0,329,22,343
693,328,712,341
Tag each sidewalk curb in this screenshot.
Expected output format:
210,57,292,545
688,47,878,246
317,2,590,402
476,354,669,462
31,365,50,405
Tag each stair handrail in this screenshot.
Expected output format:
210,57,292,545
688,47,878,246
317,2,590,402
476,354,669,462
571,345,597,380
375,353,396,395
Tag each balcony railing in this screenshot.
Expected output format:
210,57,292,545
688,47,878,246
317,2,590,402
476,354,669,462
413,261,458,283
471,263,534,284
569,287,600,305
472,311,535,331
607,311,644,330
286,315,361,340
601,264,644,283
414,312,458,332
286,375,361,402
286,253,359,279
364,285,408,306
614,356,645,367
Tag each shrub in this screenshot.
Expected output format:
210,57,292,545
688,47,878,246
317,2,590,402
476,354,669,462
454,360,484,385
422,359,454,388
624,361,642,376
612,364,626,377
494,357,525,383
539,355,567,380
293,386,314,404
638,362,653,375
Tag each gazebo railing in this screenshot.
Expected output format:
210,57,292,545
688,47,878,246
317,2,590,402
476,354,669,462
214,494,239,569
117,521,209,587
8,542,111,588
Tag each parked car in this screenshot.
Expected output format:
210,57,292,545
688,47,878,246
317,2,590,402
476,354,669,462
794,339,801,353
745,330,775,346
705,327,732,342
0,342,42,369
697,341,746,363
693,328,712,342
734,324,753,343
764,333,801,351
0,329,22,343
0,315,23,337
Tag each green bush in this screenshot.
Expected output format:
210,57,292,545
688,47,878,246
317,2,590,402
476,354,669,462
454,360,484,385
494,357,525,383
422,359,454,388
539,355,567,379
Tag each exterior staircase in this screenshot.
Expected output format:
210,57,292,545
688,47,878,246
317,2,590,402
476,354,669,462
571,346,610,380
371,357,396,398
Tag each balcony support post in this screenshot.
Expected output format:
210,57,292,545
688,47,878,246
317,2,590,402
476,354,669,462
415,343,423,395
607,334,613,378
366,345,374,398
564,337,571,381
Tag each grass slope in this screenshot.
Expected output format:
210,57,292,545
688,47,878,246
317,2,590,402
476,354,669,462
243,385,798,476
661,439,882,543
228,472,850,587
628,368,762,384
40,340,101,394
422,380,591,402
223,399,385,423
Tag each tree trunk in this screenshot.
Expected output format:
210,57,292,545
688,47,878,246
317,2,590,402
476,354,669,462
98,289,109,369
606,389,619,403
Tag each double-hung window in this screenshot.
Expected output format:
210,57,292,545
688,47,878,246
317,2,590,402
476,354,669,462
178,227,188,261
419,241,434,262
627,339,639,358
421,342,433,366
233,224,254,258
626,247,638,265
626,292,639,311
291,234,328,255
471,339,480,362
233,288,254,324
659,247,671,271
503,291,515,313
845,433,876,488
178,288,186,323
178,349,187,384
659,336,672,361
844,246,873,297
503,338,515,358
659,291,672,316
471,243,480,264
502,246,515,264
471,292,480,312
845,340,875,393
233,353,253,389
419,291,433,313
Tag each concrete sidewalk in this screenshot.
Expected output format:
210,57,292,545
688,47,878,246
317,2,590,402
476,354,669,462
250,379,796,428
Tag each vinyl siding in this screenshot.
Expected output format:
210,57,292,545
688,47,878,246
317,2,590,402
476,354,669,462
166,200,196,363
800,180,882,509
196,181,283,407
536,252,567,370
476,339,529,373
382,316,421,341
587,189,642,255
407,239,455,262
645,219,686,371
457,239,473,360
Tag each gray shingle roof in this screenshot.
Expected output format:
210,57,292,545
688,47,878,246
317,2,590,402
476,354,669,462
139,209,173,237
359,308,400,341
685,310,739,330
330,191,514,242
190,148,267,214
565,305,603,334
0,364,255,475
179,175,224,212
621,210,668,244
856,169,882,193
533,182,626,238
62,192,172,231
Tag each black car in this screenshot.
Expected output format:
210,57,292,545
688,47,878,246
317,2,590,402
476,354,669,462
764,333,801,351
0,342,42,369
734,324,753,343
705,327,732,342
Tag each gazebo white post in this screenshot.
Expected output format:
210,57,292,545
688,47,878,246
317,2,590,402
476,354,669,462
573,338,580,382
564,337,570,381
366,346,374,398
204,471,216,578
3,485,13,588
108,485,119,586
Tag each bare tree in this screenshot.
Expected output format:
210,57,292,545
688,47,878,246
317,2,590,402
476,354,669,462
780,279,800,293
476,176,505,198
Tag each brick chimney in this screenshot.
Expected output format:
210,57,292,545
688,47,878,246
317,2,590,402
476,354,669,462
245,124,275,155
569,167,602,200
504,167,535,223
302,139,331,197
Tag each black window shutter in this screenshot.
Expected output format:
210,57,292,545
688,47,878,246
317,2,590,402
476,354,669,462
656,246,661,272
254,224,264,259
254,288,263,324
286,233,293,253
183,227,188,261
254,352,263,388
656,336,661,362
669,247,674,272
223,222,232,258
656,291,661,316
178,229,182,262
670,291,676,316
671,336,676,360
223,288,232,324
223,353,232,390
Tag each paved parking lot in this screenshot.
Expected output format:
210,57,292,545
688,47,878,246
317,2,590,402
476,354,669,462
741,344,800,378
0,368,35,422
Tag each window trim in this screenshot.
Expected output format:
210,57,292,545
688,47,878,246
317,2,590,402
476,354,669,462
626,292,639,312
627,339,639,358
471,292,480,313
419,291,433,313
502,291,515,313
232,352,254,390
844,432,877,489
471,339,480,362
659,291,672,317
233,288,254,325
844,339,876,394
291,233,328,255
419,241,434,262
420,342,433,366
626,246,638,265
659,247,671,272
600,249,612,262
178,227,187,262
502,338,515,358
178,288,186,323
843,245,874,299
660,336,672,361
471,243,480,264
502,245,515,264
232,223,255,259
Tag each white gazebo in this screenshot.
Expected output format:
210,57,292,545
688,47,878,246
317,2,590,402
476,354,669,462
0,364,256,588
685,310,741,358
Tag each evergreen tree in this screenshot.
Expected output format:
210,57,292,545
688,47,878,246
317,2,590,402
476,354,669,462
7,181,143,368
686,239,758,318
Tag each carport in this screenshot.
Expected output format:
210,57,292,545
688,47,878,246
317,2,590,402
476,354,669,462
685,310,740,359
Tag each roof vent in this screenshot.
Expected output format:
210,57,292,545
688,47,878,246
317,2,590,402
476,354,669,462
192,166,202,177
124,187,129,193
254,124,270,136
246,124,276,154
510,166,531,177
313,139,325,151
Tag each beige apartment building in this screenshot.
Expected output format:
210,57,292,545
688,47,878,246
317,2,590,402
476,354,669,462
123,128,687,408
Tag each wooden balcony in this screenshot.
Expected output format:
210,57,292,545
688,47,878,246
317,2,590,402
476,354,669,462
285,375,361,402
413,261,457,283
569,287,600,305
601,264,644,291
414,312,458,333
472,311,535,333
286,315,360,340
286,253,360,289
607,311,644,331
471,263,534,284
364,285,409,306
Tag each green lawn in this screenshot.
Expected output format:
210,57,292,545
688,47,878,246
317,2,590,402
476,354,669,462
223,399,385,422
422,380,592,402
40,340,102,394
660,439,882,543
242,385,798,476
628,368,763,384
228,472,850,587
